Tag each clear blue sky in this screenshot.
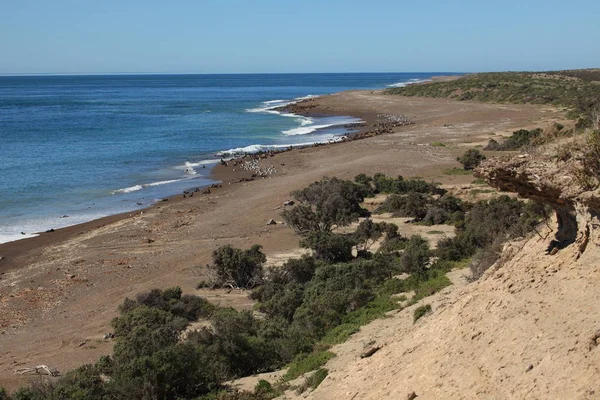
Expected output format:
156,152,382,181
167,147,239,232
1,0,599,74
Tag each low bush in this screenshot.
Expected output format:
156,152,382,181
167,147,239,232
413,304,432,323
375,192,432,220
457,149,486,170
206,245,266,289
577,130,600,189
436,196,549,278
355,173,445,196
399,235,431,278
300,232,356,263
485,128,543,151
307,368,328,390
281,177,368,235
283,351,334,382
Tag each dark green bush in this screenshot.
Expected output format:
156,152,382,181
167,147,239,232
436,196,548,279
307,368,328,389
281,177,368,234
413,304,432,323
283,351,334,381
300,232,356,263
376,192,432,220
206,244,266,289
457,149,486,170
399,235,430,278
354,219,394,251
486,128,543,151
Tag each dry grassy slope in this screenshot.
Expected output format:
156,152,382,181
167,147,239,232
294,144,600,400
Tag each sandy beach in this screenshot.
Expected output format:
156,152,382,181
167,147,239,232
0,89,563,390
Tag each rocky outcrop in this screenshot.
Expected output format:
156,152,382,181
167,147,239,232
475,147,600,256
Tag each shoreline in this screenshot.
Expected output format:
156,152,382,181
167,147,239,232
0,75,462,259
0,101,365,274
0,84,558,391
0,87,400,274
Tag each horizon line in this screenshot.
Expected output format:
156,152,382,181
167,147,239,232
0,71,467,77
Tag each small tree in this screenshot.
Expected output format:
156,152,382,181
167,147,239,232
457,149,486,170
206,244,266,289
354,219,387,251
400,235,431,277
282,177,368,235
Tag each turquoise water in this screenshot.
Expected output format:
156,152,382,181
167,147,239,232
0,73,449,243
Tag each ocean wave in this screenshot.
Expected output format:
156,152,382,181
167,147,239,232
282,116,363,136
282,123,335,136
386,78,431,88
263,99,287,104
216,138,344,157
245,95,318,115
294,94,318,101
111,178,191,195
173,159,220,175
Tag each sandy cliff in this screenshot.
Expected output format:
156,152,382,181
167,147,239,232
299,139,600,400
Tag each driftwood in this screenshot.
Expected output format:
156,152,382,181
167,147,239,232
14,365,59,377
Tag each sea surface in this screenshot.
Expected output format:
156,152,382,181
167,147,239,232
0,73,449,243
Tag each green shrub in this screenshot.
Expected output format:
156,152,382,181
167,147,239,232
413,304,432,323
254,380,273,394
206,244,266,289
577,130,600,189
444,167,473,175
354,219,396,251
376,192,432,220
281,177,368,234
300,232,356,263
457,149,486,170
283,351,334,381
487,128,543,151
399,235,431,277
307,368,328,389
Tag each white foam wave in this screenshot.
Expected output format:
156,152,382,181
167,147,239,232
294,94,318,100
245,95,318,115
216,138,344,157
113,185,144,194
282,124,335,136
299,117,315,126
112,178,191,195
386,78,431,88
0,232,40,244
282,116,363,136
263,99,286,104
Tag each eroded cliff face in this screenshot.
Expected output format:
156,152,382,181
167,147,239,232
298,142,600,400
475,141,600,257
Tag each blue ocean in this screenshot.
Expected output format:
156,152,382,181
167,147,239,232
0,73,445,243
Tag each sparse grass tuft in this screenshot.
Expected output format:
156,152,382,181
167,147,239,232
283,351,335,382
430,141,446,147
444,168,473,176
413,304,432,323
